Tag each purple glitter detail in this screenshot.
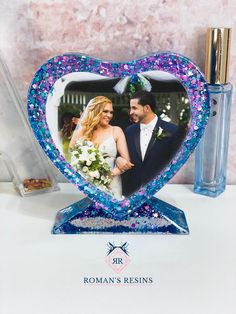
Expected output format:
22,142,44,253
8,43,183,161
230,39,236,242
27,52,210,220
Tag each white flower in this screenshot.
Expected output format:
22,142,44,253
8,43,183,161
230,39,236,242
157,127,163,136
89,152,96,161
86,160,92,166
82,166,88,172
71,150,77,156
89,170,100,179
75,139,87,147
77,149,90,162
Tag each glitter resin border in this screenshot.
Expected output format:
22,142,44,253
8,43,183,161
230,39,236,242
27,52,210,219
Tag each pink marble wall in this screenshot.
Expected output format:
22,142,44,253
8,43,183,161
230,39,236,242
0,0,235,183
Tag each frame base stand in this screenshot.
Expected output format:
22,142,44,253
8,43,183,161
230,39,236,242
52,196,189,234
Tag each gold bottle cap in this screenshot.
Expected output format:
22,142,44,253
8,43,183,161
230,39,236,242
205,28,232,84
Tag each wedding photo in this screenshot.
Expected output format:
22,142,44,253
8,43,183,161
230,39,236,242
51,72,190,200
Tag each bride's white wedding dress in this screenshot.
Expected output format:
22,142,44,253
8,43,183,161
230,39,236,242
99,136,123,200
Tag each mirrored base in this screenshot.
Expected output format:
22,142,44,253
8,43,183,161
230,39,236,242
52,196,189,234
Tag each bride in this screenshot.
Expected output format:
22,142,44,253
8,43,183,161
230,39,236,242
69,96,133,200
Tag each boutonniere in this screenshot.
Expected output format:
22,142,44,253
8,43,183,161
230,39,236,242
152,127,171,140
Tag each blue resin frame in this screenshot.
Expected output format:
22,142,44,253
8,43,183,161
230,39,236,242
27,52,210,219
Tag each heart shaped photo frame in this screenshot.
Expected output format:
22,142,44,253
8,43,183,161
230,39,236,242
27,52,210,234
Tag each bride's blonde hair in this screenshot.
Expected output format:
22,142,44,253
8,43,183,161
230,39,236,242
80,96,112,141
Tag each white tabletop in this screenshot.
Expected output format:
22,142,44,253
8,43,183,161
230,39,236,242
0,183,236,314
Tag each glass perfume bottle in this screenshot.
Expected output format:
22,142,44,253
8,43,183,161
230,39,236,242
194,28,232,197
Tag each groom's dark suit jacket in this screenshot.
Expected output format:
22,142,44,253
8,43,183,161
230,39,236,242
121,118,186,196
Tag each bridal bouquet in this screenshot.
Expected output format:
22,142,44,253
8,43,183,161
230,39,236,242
70,139,112,191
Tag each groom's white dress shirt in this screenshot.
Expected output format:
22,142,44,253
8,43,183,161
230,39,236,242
140,115,158,161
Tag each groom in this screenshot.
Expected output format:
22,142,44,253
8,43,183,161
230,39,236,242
119,91,186,197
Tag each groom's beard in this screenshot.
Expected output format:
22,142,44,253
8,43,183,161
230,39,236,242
130,115,139,123
130,108,147,124
130,114,146,124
